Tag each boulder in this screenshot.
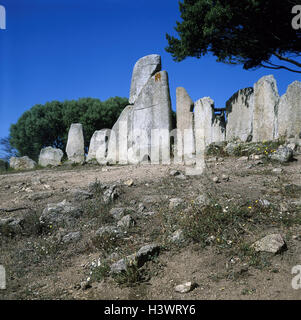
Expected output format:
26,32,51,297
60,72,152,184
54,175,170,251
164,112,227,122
252,75,279,142
62,231,81,243
95,226,121,238
117,215,135,229
110,243,160,274
66,123,85,164
38,147,63,167
40,199,83,227
110,207,127,220
269,146,294,163
87,129,110,163
252,234,286,254
9,156,36,170
277,81,301,140
0,217,24,236
129,54,161,104
175,282,196,294
226,88,254,142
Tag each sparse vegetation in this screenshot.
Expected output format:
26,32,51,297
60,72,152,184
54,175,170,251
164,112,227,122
0,149,301,299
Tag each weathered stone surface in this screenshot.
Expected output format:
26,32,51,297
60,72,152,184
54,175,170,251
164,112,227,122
66,123,85,164
169,198,184,209
212,115,226,143
175,282,196,294
38,147,63,167
62,231,81,243
269,146,293,163
169,229,185,244
107,55,172,165
95,226,120,238
252,234,286,254
129,54,161,105
194,97,225,148
176,87,195,164
110,207,126,220
106,105,133,164
0,217,24,235
70,189,93,201
110,244,160,274
86,129,110,163
117,215,135,229
253,75,279,142
195,194,211,207
129,71,173,164
135,244,160,267
102,184,120,204
277,81,301,140
40,200,83,226
226,88,254,142
9,156,36,170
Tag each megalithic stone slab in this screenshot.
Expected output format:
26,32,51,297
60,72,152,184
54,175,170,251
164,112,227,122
226,88,254,142
212,115,226,143
39,147,64,167
278,81,301,140
106,105,133,164
130,70,173,164
253,75,279,142
87,129,110,163
176,87,195,164
66,123,85,164
129,54,161,105
194,97,225,147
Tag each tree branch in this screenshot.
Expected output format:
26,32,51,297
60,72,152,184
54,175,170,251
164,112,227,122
260,62,301,74
273,52,301,68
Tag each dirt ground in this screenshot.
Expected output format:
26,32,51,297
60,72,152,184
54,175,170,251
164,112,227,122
0,154,301,300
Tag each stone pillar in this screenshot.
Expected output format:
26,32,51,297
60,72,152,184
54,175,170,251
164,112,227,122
86,129,110,163
130,70,173,164
277,81,301,140
253,75,279,142
129,54,161,105
226,88,254,142
66,123,85,164
176,87,195,164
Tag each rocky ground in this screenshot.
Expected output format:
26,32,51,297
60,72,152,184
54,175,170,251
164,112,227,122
0,142,301,300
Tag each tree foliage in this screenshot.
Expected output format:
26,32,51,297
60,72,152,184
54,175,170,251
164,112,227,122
0,136,18,161
166,0,301,73
9,97,128,160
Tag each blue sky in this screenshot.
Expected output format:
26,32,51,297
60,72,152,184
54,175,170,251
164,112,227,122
0,0,300,139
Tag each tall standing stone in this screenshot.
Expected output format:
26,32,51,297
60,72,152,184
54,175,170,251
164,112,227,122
253,75,279,142
107,54,172,165
106,105,133,164
176,87,195,164
39,147,64,167
129,70,173,164
194,97,225,147
66,123,85,164
129,54,161,105
277,81,301,140
226,88,254,142
87,129,110,163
